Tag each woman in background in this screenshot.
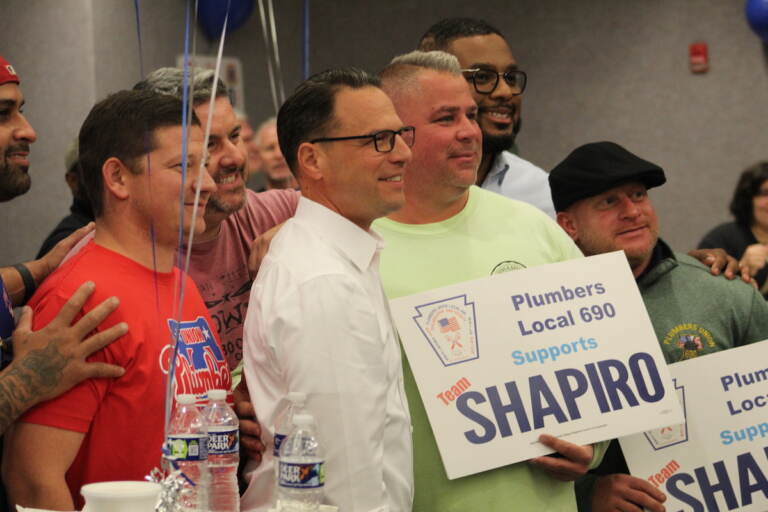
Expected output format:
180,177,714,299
699,161,768,297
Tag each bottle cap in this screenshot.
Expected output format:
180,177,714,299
287,391,306,404
293,413,314,427
176,394,196,405
208,389,227,401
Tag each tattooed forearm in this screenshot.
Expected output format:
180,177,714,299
0,343,72,434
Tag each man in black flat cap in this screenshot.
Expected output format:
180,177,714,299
550,141,768,512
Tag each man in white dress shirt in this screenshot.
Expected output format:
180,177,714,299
240,68,414,512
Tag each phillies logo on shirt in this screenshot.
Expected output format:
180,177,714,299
161,316,231,396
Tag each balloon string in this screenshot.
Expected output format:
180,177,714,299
303,0,310,79
266,0,286,104
257,0,280,113
164,0,195,440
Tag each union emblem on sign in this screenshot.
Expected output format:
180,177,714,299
643,378,689,450
412,295,479,367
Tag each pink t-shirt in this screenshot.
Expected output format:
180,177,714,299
187,188,299,370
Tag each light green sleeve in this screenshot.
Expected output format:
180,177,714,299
231,360,243,390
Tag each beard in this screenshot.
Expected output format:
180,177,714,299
0,148,31,202
206,164,247,214
481,118,522,157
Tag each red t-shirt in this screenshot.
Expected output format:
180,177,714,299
21,242,231,508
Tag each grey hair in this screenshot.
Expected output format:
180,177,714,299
379,50,462,100
385,50,462,75
133,67,229,106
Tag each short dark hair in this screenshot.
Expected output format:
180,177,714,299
133,67,229,107
277,67,380,174
78,89,200,217
730,162,768,228
418,17,503,51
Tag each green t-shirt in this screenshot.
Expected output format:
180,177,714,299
374,186,600,512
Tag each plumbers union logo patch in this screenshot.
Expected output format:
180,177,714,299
413,295,479,367
662,323,715,361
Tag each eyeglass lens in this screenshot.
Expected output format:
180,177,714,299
373,127,415,152
472,70,526,94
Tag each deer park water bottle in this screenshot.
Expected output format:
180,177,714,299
167,394,209,511
273,392,307,475
277,413,324,512
203,388,240,512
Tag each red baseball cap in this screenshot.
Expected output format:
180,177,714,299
0,55,20,86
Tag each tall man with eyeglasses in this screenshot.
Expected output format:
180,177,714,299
419,17,556,217
240,68,414,512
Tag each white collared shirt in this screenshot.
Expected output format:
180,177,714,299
481,150,556,218
241,197,413,512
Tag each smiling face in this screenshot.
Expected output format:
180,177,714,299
193,96,246,214
0,83,37,201
447,34,522,154
125,124,214,244
557,182,659,275
389,70,481,205
309,86,411,229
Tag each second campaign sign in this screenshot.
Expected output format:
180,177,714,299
389,251,684,479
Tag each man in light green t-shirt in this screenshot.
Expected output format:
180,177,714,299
375,50,607,512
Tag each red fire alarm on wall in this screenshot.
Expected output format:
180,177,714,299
689,42,709,73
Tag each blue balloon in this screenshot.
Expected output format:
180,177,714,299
198,0,255,40
746,0,768,42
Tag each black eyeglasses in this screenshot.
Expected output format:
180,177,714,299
461,68,527,95
310,126,415,153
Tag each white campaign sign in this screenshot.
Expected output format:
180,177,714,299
389,251,684,479
620,341,768,512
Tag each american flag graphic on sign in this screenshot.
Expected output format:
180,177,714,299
439,316,459,333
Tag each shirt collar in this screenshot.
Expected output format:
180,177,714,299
295,196,383,272
485,152,509,187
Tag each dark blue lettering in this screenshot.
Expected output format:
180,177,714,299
695,460,738,510
457,391,496,444
597,358,639,410
554,368,588,420
488,381,531,436
737,451,768,506
629,352,664,403
529,375,568,429
585,363,610,413
666,473,704,512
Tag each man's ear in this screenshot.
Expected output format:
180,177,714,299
101,157,131,201
556,211,579,242
296,141,324,182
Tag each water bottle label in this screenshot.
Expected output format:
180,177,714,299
273,433,286,457
278,461,325,489
168,435,208,461
208,427,239,455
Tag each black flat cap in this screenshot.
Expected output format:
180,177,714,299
549,141,666,212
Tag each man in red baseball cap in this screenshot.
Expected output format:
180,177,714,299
0,54,125,437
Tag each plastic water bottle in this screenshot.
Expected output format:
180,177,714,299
167,394,209,511
203,389,240,512
277,413,324,512
273,392,307,476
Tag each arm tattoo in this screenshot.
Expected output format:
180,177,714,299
0,342,72,434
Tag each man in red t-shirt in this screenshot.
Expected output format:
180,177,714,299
4,90,231,510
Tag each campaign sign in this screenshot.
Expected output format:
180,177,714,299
620,341,768,512
389,251,683,479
